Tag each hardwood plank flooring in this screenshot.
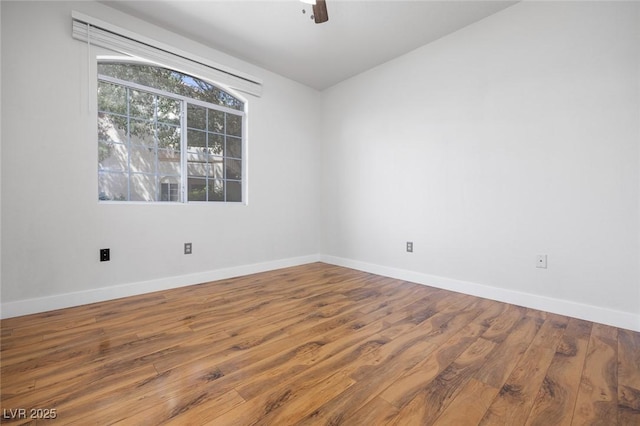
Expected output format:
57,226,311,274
1,263,639,425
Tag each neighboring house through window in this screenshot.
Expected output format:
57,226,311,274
97,61,245,203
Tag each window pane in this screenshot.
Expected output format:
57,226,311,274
99,63,244,111
187,162,207,178
208,179,224,201
208,133,224,155
99,172,128,201
130,90,155,120
130,146,156,173
227,136,242,159
99,142,127,171
208,109,225,134
208,156,224,179
157,97,180,125
98,82,127,114
158,149,181,175
217,91,244,111
187,151,207,164
98,112,127,144
187,129,206,152
130,173,158,202
226,180,242,202
225,159,242,180
188,178,207,201
227,113,242,137
187,104,206,130
130,119,154,147
158,124,180,150
160,179,180,202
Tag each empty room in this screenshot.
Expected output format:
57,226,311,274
1,0,639,424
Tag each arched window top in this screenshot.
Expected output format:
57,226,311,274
98,62,244,111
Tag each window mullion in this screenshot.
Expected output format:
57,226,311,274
181,99,188,203
205,106,210,202
223,112,227,202
154,95,160,202
127,86,132,201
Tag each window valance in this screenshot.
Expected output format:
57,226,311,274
71,11,262,97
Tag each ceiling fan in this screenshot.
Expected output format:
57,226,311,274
301,0,329,24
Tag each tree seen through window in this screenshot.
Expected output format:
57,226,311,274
98,61,245,202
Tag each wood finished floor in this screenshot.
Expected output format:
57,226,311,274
1,263,639,425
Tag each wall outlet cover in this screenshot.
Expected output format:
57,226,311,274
536,254,547,269
100,248,110,262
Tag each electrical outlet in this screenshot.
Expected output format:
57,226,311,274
536,254,547,269
406,242,413,253
184,243,192,255
100,248,110,262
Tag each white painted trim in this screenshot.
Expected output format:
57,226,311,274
4,253,637,332
0,255,320,319
320,255,640,332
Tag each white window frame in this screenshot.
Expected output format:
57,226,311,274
97,59,248,204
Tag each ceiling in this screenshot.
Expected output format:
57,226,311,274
103,1,517,90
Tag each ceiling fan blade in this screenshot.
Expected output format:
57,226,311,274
312,0,328,24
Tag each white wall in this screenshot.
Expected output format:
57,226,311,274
321,1,640,329
1,1,321,314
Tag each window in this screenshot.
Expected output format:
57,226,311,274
161,180,179,202
97,61,245,203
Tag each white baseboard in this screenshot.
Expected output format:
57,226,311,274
0,254,321,319
320,255,640,332
3,253,638,332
